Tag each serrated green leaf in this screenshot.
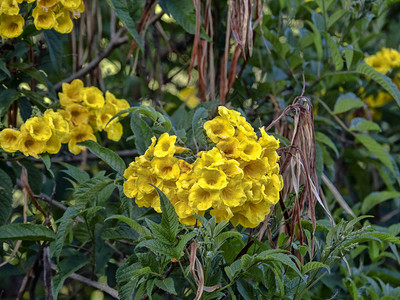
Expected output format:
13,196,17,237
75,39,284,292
266,253,304,281
325,33,343,71
78,140,126,175
146,218,174,244
349,118,381,132
0,89,20,117
73,174,113,210
159,0,197,35
356,134,395,174
154,278,177,295
361,191,400,213
0,224,55,241
345,49,354,70
175,231,197,256
333,93,364,114
315,132,339,157
356,63,400,107
136,239,178,258
344,215,373,233
213,231,242,251
368,232,400,245
53,207,80,259
105,0,144,50
327,9,348,29
153,186,179,242
106,215,150,238
130,113,154,155
0,168,13,226
192,107,208,147
60,162,90,182
52,255,89,299
302,262,330,274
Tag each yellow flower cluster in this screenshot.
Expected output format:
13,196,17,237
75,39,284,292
57,79,129,154
123,107,283,228
0,0,84,39
0,108,70,158
365,48,400,74
0,80,128,157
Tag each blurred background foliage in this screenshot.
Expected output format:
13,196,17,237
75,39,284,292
1,0,400,299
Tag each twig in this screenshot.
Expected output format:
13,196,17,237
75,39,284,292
50,264,119,299
54,27,128,90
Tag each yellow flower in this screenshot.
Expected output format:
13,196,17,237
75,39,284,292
45,133,61,154
105,121,123,142
144,136,157,159
365,54,390,74
238,139,262,161
68,123,96,154
194,147,223,172
152,157,180,181
105,91,130,115
177,86,200,109
0,0,20,15
216,137,239,158
235,117,257,140
33,7,56,30
17,132,46,158
136,189,161,212
197,167,228,191
44,109,70,142
154,133,176,158
259,127,280,150
218,106,241,125
0,14,24,39
263,173,283,205
174,200,197,220
381,48,400,68
60,79,84,105
188,183,219,211
176,172,195,190
241,159,267,179
136,169,160,194
23,116,53,142
215,159,243,178
60,0,82,10
178,160,193,174
204,116,235,143
37,0,58,8
0,128,20,152
231,200,271,228
219,179,246,207
66,103,89,125
123,177,138,198
54,9,73,34
210,206,233,223
82,87,105,109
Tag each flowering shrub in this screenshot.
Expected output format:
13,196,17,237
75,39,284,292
0,79,129,157
365,48,400,74
0,0,84,39
123,106,283,228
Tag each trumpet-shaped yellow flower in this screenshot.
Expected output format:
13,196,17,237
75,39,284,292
144,136,157,159
210,206,233,223
105,121,123,142
232,200,271,228
194,147,223,172
0,14,24,39
105,91,130,116
33,7,56,30
61,0,82,10
216,137,239,158
23,116,52,142
44,109,70,142
197,167,228,191
17,132,46,158
0,0,20,15
238,139,262,161
154,133,176,158
82,87,105,109
381,48,400,68
218,106,241,125
68,123,96,154
54,9,73,34
204,116,235,143
37,0,58,8
66,103,89,125
241,159,267,179
177,86,200,109
0,128,20,153
60,79,84,104
136,170,160,194
365,54,391,74
215,159,243,178
123,177,138,199
45,133,61,154
219,179,246,207
188,183,219,211
152,157,180,181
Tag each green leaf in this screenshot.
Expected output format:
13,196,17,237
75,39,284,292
327,10,348,29
0,168,13,226
0,89,20,118
40,154,54,177
349,118,381,132
213,231,242,251
154,278,177,295
154,185,180,241
136,239,178,258
0,224,55,241
78,140,126,175
146,218,173,244
325,33,343,71
315,132,339,157
106,215,150,238
43,30,63,73
356,63,400,107
0,60,10,77
192,107,208,147
53,207,80,259
60,162,90,182
361,191,400,213
344,49,354,70
52,255,89,299
159,0,197,35
356,134,395,174
130,113,154,155
306,21,323,60
333,93,364,114
105,0,144,50
264,252,304,281
368,232,400,245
